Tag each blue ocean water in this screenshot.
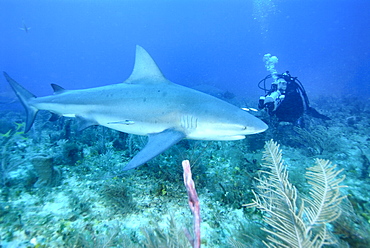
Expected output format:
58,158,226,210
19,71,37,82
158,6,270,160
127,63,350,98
1,0,369,103
1,1,370,247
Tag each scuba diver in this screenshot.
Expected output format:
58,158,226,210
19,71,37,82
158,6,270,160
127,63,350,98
258,71,330,127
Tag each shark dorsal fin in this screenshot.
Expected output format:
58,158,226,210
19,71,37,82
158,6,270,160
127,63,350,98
126,45,168,84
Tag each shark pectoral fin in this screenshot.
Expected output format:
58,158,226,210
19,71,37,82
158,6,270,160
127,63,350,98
123,129,186,171
75,116,99,131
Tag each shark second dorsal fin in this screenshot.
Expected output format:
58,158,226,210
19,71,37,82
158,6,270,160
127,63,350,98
126,45,168,84
51,84,67,94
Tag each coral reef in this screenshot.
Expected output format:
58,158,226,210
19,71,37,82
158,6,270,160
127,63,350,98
99,179,136,215
0,122,27,186
182,160,201,248
31,156,61,187
0,95,370,247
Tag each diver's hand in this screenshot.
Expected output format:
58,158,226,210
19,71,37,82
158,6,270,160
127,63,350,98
265,102,275,115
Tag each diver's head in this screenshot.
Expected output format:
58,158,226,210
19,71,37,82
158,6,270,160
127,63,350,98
276,78,287,91
272,78,287,92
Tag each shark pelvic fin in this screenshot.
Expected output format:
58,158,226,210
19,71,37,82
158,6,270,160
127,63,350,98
126,45,168,84
76,116,99,131
49,113,60,122
123,129,186,170
3,72,38,132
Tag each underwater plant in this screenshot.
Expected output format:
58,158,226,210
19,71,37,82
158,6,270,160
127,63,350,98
100,179,136,215
31,156,61,187
291,126,338,156
141,215,190,248
0,122,27,187
246,140,346,247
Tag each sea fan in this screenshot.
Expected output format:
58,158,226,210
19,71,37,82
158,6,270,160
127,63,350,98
247,140,346,248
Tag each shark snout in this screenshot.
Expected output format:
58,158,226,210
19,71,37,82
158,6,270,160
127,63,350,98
238,117,268,135
251,120,268,134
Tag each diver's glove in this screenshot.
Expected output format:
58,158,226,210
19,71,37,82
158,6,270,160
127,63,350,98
258,96,266,109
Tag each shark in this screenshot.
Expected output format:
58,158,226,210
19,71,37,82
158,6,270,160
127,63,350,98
19,20,31,33
3,45,268,170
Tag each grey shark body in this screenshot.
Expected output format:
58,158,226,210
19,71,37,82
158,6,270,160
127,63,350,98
3,46,267,170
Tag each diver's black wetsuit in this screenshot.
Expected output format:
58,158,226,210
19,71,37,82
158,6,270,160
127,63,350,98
274,80,304,123
259,72,330,126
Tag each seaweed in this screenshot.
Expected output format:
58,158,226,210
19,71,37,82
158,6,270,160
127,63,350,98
141,215,190,248
0,122,27,187
100,179,136,215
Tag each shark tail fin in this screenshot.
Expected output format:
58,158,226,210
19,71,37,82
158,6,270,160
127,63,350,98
3,72,38,132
